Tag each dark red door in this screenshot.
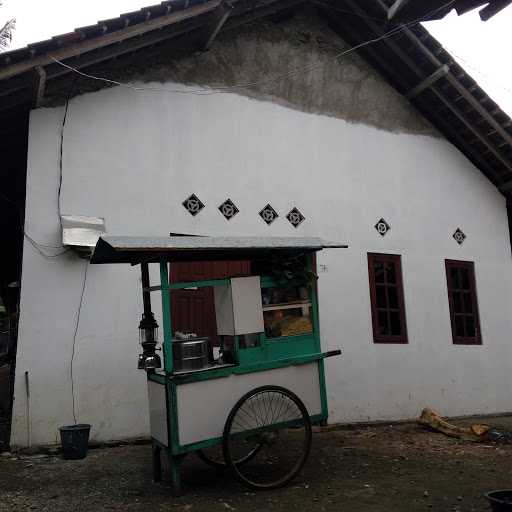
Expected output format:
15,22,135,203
170,261,250,345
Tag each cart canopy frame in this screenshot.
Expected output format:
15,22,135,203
91,235,347,264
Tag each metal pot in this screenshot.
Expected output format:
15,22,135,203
172,336,210,372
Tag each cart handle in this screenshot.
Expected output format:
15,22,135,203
290,349,341,367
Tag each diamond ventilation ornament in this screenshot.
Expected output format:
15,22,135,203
453,228,466,245
259,204,278,225
375,218,390,236
182,194,204,216
286,207,305,228
218,198,239,220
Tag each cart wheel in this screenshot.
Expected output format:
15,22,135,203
223,385,312,490
196,443,262,469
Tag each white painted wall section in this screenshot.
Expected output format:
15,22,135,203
11,80,512,446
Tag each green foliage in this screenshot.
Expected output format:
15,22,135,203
0,2,15,51
255,255,317,287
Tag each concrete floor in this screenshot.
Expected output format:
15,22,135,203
1,415,512,511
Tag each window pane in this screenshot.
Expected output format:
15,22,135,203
446,261,481,344
465,316,476,338
385,262,396,284
453,292,463,313
460,268,470,290
374,262,385,283
389,311,401,335
376,285,387,308
377,310,389,335
450,267,460,289
369,254,407,343
463,293,473,314
388,286,398,309
455,315,465,337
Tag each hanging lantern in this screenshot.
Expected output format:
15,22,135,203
139,312,159,345
137,312,161,370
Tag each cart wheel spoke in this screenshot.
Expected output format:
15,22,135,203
196,441,262,469
223,385,312,490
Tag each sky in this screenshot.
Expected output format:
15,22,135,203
1,0,511,115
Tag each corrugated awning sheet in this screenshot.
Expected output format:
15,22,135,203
91,236,348,264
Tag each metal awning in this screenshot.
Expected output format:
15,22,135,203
90,235,348,264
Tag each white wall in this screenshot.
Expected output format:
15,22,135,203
11,81,512,446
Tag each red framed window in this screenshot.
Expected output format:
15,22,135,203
445,260,481,345
367,253,408,344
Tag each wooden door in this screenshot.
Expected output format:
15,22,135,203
170,261,250,346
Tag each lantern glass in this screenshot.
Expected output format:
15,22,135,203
139,326,158,344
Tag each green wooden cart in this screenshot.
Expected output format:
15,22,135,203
91,235,345,494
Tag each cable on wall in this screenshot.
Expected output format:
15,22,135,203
58,98,70,226
0,191,70,258
70,260,89,425
0,88,74,259
0,5,454,260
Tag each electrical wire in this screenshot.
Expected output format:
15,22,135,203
0,191,70,258
0,0,462,261
0,2,456,262
48,24,413,95
58,98,70,225
24,234,70,258
48,1,456,98
70,260,88,425
0,91,72,259
436,44,512,99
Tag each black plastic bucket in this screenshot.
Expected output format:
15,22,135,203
59,424,91,460
485,490,512,511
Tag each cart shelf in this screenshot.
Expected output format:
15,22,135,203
262,301,311,311
148,350,341,385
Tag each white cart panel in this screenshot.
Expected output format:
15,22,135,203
177,362,322,446
148,380,168,446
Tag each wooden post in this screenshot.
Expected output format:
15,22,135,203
199,0,233,50
32,66,46,108
405,64,450,100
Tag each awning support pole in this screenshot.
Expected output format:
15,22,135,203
141,262,152,315
159,259,173,374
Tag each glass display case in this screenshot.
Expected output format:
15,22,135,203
261,285,313,339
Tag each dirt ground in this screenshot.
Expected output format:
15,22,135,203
2,416,512,512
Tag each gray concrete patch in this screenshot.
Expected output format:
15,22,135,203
44,7,437,137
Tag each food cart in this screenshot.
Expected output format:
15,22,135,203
91,235,346,494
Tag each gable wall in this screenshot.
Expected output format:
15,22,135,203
11,12,512,446
46,8,436,137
